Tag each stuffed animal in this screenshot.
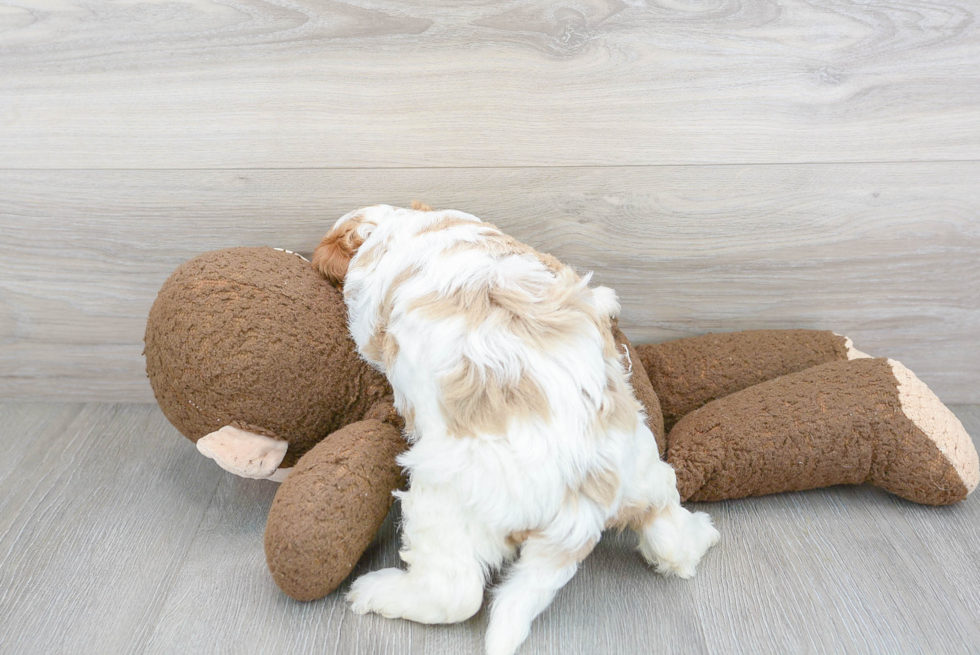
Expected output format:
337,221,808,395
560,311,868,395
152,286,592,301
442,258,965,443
144,246,405,600
144,246,979,602
635,334,978,505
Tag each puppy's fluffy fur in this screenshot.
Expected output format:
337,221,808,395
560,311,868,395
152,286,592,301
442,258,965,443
314,204,719,655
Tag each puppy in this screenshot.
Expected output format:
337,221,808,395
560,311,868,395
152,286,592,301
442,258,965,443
313,204,719,655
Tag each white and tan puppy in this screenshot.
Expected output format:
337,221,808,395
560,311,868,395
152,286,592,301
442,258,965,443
313,203,719,655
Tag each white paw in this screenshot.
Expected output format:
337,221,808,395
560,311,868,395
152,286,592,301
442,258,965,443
347,568,408,619
643,508,720,579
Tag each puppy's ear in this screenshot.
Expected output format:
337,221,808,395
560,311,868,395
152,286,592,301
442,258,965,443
312,217,371,286
411,199,434,211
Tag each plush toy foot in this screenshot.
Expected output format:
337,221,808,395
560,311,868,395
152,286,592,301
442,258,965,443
196,425,289,479
667,358,979,505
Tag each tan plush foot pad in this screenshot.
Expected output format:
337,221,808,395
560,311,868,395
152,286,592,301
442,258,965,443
667,358,979,505
635,330,852,432
265,420,407,601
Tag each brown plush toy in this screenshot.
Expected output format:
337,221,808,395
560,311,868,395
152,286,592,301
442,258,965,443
635,333,979,505
145,247,406,600
144,247,979,603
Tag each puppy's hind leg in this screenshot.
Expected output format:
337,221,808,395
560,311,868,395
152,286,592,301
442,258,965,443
634,462,719,578
485,526,600,655
347,482,494,624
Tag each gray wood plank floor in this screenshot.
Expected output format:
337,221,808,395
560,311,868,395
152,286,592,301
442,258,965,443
1,402,978,654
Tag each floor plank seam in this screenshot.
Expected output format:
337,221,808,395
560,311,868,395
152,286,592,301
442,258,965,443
132,471,224,655
1,158,980,172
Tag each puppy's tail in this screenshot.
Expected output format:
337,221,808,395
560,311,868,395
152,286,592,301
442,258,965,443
591,285,620,319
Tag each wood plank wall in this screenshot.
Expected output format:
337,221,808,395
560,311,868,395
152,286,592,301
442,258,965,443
1,0,978,402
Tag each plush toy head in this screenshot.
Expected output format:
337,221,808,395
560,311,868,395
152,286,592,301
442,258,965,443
144,246,399,469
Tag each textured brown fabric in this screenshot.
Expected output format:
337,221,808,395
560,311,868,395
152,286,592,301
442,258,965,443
636,330,849,432
611,324,665,456
144,247,396,467
265,419,407,601
667,358,971,505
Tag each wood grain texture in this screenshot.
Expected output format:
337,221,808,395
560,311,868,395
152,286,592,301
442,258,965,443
1,0,979,168
2,163,978,402
0,403,221,654
0,402,978,654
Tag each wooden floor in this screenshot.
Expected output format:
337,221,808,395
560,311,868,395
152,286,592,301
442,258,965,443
1,401,978,654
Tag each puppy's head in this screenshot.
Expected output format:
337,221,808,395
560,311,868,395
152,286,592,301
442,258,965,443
313,202,434,286
312,208,381,286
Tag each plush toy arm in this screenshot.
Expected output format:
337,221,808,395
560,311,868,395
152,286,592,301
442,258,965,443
611,323,666,456
635,329,862,432
196,425,289,480
265,419,407,601
667,358,979,505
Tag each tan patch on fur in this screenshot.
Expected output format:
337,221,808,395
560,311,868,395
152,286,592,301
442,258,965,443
598,372,641,434
382,333,400,369
581,466,620,507
401,406,416,434
568,538,598,565
352,241,383,271
505,530,595,566
443,228,563,275
506,529,536,549
439,356,550,437
364,266,420,363
411,200,434,211
312,214,370,286
536,251,565,274
408,286,492,327
410,223,638,440
416,216,477,235
606,501,655,532
410,267,600,357
599,321,619,360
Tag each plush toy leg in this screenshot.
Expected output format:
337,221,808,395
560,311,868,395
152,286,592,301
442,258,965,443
667,358,979,505
264,420,406,601
196,425,288,479
635,329,860,431
612,323,666,456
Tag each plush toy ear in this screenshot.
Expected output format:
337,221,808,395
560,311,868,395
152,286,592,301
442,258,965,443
312,217,374,286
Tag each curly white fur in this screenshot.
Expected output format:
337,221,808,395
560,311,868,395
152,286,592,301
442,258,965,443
314,205,719,655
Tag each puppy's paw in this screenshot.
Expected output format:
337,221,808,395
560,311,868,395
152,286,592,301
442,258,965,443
347,567,482,624
347,568,408,618
640,507,720,579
